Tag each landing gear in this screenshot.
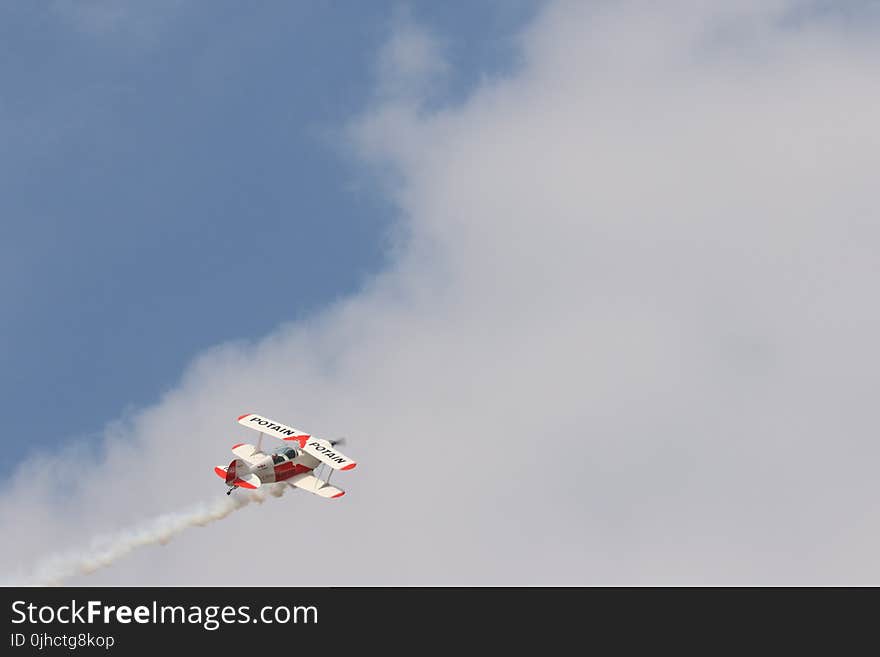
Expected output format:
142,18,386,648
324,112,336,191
226,485,238,496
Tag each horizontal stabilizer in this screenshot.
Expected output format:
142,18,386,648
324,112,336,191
232,473,261,490
213,465,261,490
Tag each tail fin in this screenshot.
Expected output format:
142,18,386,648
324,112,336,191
216,458,260,489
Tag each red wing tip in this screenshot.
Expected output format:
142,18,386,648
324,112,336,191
341,462,357,471
231,443,245,449
237,413,251,421
331,491,345,498
214,467,227,479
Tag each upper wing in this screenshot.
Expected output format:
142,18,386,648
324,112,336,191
231,443,264,465
301,438,357,471
237,413,311,443
237,413,357,471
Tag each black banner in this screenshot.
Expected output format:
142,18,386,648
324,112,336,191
0,586,869,653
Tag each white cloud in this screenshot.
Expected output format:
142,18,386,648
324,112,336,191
3,0,880,585
375,11,449,102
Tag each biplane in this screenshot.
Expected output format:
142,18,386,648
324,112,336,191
214,413,357,499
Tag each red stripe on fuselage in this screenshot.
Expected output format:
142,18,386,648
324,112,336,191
273,462,312,482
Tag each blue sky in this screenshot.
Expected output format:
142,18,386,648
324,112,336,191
0,1,537,471
3,1,880,586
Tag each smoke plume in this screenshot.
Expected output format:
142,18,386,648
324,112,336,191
5,484,287,586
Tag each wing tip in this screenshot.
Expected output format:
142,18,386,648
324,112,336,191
331,491,345,499
341,462,357,471
237,413,251,421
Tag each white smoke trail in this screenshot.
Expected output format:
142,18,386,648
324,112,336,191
4,484,287,586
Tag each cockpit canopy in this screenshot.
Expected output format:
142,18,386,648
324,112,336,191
271,445,299,464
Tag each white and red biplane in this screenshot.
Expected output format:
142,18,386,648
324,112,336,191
214,413,357,499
